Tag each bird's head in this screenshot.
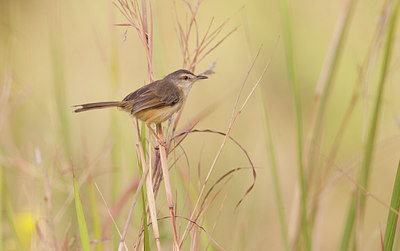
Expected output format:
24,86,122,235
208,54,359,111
164,69,208,96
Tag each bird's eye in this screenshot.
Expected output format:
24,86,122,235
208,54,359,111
182,75,189,80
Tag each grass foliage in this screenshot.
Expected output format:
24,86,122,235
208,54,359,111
1,0,400,250
73,171,91,251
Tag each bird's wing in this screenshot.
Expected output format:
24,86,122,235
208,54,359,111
122,80,181,114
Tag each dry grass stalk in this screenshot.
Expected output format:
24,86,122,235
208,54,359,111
323,0,390,181
114,0,171,249
178,42,277,246
55,145,113,224
94,183,128,250
173,0,237,72
143,143,162,250
117,140,151,251
114,0,245,248
154,216,225,250
302,0,356,169
157,124,180,250
290,0,356,246
37,149,61,251
164,1,239,248
172,0,237,131
204,194,228,251
307,1,392,235
101,176,140,236
114,0,154,81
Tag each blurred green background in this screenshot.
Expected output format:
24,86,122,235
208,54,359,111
1,0,400,250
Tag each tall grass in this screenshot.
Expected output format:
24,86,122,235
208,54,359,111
259,90,289,251
276,0,400,250
383,161,400,251
297,0,356,249
88,174,103,251
340,1,400,249
50,30,72,158
108,13,124,248
111,0,253,250
278,0,309,248
2,0,400,250
73,170,91,251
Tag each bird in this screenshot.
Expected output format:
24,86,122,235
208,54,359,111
73,69,208,139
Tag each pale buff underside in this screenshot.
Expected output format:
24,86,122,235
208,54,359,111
131,102,183,124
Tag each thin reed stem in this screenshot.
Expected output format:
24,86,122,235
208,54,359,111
259,91,290,251
118,144,150,251
157,124,180,250
179,44,274,246
339,1,400,249
383,160,400,251
278,0,309,248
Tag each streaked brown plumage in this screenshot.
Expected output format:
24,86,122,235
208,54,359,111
73,69,207,125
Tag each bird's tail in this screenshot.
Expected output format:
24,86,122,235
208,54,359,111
73,101,122,113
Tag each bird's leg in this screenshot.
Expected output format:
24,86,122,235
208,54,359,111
146,123,165,146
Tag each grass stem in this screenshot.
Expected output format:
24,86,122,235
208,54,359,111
383,160,400,251
259,91,290,251
278,0,309,248
339,1,399,249
157,124,180,250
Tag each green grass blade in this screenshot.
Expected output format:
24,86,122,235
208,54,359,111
383,161,400,251
139,156,150,251
88,180,103,251
278,0,309,248
339,1,400,250
141,186,150,251
310,0,356,157
339,198,356,251
50,31,72,157
259,91,289,251
109,24,121,201
111,115,122,249
108,24,122,249
139,128,150,250
358,0,399,209
73,172,91,251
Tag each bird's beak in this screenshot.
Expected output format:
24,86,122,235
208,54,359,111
196,75,208,79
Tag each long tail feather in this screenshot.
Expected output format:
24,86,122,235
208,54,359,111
73,101,122,113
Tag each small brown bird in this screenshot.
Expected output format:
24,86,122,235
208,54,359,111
74,69,207,137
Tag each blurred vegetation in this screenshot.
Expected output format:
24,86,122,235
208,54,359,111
1,0,400,250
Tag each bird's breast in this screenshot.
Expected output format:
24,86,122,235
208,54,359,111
134,101,183,124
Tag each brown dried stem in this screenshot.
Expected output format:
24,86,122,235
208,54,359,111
114,1,163,249
157,124,180,250
178,42,276,247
